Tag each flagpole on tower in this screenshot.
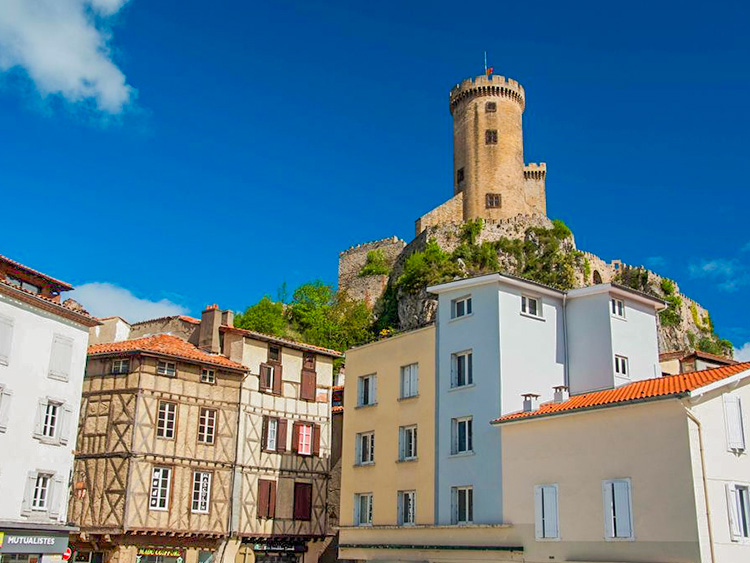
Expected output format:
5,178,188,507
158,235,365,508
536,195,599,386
484,51,487,75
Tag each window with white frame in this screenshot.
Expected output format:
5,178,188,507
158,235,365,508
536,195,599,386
614,355,629,377
0,314,14,366
451,417,473,455
400,363,418,398
198,408,216,444
149,466,171,511
521,295,542,318
399,425,417,461
451,351,473,388
356,431,375,465
451,296,473,319
22,471,62,518
201,368,215,383
157,360,176,377
112,359,130,374
157,401,177,439
34,399,71,445
611,298,625,318
534,484,559,539
266,418,278,450
298,423,313,455
724,394,746,452
260,363,275,391
48,334,73,381
42,402,59,439
191,471,212,514
354,493,373,526
358,375,377,406
727,483,750,540
398,490,416,525
602,479,633,539
452,486,473,524
31,473,52,510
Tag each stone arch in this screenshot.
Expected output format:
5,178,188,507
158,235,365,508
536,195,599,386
593,270,602,284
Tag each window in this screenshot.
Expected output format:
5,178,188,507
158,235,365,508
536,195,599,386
611,298,625,318
602,479,633,539
354,493,373,526
31,473,51,510
268,345,281,363
9,276,40,294
724,394,746,451
399,426,417,461
48,334,73,381
485,193,502,208
42,402,59,438
263,417,287,452
521,295,541,318
157,401,177,439
303,351,316,371
451,417,473,454
260,363,275,392
112,359,130,374
157,361,176,377
293,421,319,456
451,296,472,319
201,369,215,383
485,101,497,112
456,167,465,184
149,467,171,511
298,423,313,456
266,418,278,450
6,276,21,288
451,351,473,388
191,471,211,514
293,482,313,520
356,432,375,465
485,129,498,144
452,486,473,524
257,479,276,519
358,375,377,406
400,364,418,398
614,355,629,377
534,485,559,539
198,408,216,444
398,490,416,525
727,483,750,540
0,385,12,433
34,399,71,445
0,314,14,366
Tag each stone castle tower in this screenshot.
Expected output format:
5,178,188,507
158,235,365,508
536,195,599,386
416,74,547,236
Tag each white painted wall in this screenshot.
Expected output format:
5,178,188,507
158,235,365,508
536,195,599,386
0,293,90,527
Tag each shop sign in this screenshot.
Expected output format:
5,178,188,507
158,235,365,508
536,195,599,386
136,548,183,558
252,543,306,553
0,531,69,554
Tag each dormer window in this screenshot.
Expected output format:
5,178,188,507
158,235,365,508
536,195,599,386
611,298,625,319
451,296,472,319
7,276,40,295
268,345,281,363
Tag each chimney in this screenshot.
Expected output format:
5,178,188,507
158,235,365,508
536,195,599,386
200,304,223,354
553,385,569,403
221,309,234,328
522,393,541,413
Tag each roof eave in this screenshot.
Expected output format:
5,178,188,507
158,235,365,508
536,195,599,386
87,349,248,373
0,283,100,327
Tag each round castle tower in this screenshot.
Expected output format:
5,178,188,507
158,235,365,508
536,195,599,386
450,74,546,222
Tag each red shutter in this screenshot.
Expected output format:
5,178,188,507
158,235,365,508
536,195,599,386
272,363,283,395
277,419,288,452
257,480,270,518
293,483,313,521
312,423,321,456
261,416,268,451
259,364,270,392
268,480,277,518
301,370,317,401
291,421,300,453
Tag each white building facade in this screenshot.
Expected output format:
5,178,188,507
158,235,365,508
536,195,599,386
0,255,97,563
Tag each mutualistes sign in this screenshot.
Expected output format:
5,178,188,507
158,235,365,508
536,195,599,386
0,531,69,554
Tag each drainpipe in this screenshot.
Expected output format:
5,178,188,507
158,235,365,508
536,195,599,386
684,406,715,563
562,294,569,388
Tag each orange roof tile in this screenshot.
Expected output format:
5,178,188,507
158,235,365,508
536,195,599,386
493,363,750,424
0,253,73,290
88,334,247,371
220,326,344,358
0,279,99,326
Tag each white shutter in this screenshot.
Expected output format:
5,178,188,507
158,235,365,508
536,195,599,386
398,428,404,460
355,435,361,464
59,404,74,446
534,486,544,538
0,314,13,365
21,472,36,516
34,399,46,439
727,484,741,541
0,386,13,432
357,378,363,405
543,486,559,539
724,395,746,451
451,487,457,524
372,376,378,404
613,480,632,538
602,481,615,538
414,364,419,395
49,474,65,519
48,335,74,381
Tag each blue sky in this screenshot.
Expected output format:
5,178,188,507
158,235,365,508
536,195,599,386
0,0,749,354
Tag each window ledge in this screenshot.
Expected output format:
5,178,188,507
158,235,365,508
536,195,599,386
47,372,69,382
448,451,475,459
354,462,376,468
398,394,419,402
396,458,418,463
604,536,635,542
355,402,378,409
448,383,475,393
34,436,61,447
519,312,545,322
535,536,561,542
611,314,627,322
449,313,474,323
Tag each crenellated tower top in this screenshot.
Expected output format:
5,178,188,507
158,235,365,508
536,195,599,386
449,74,526,114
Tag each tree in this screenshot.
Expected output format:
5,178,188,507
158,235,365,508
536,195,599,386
234,296,286,336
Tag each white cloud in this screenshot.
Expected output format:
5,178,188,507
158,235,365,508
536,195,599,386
72,282,189,323
689,259,740,278
734,342,750,362
0,0,134,113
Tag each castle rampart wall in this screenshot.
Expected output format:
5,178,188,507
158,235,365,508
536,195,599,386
338,236,406,306
415,192,463,237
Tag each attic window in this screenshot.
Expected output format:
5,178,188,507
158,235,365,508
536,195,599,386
485,102,497,112
268,345,281,363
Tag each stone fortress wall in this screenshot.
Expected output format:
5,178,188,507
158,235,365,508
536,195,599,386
337,236,405,306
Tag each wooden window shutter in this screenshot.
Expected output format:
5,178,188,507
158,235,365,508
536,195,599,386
261,416,269,452
272,363,283,395
313,423,321,456
268,480,277,518
49,474,65,519
259,363,270,392
257,479,270,518
277,419,288,452
59,404,73,446
293,483,312,521
0,314,13,366
48,335,74,381
301,370,316,401
291,421,300,453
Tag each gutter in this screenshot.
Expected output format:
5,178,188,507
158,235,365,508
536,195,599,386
683,406,715,563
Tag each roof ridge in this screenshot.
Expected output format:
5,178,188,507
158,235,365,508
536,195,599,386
0,253,73,290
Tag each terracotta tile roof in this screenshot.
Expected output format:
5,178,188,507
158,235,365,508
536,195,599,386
88,334,247,371
492,363,750,424
0,253,73,290
0,279,99,326
220,326,344,358
659,349,736,364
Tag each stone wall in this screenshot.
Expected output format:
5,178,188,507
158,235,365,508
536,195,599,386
129,316,200,344
415,192,463,237
337,236,406,306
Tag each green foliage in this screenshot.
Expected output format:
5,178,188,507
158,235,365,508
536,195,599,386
359,249,391,277
551,219,572,239
583,257,591,282
660,294,683,327
660,278,675,295
459,218,484,246
396,240,462,294
690,331,734,357
372,282,400,334
234,296,286,336
615,266,650,293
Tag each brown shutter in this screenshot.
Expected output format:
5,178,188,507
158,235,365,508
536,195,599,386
261,416,268,451
259,364,270,392
257,479,270,518
268,480,277,518
277,419,288,452
294,483,313,521
272,363,283,395
301,369,316,401
312,423,321,456
291,421,300,453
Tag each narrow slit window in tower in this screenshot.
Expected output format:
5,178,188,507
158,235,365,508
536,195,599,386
486,194,502,209
485,129,498,145
456,168,464,184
